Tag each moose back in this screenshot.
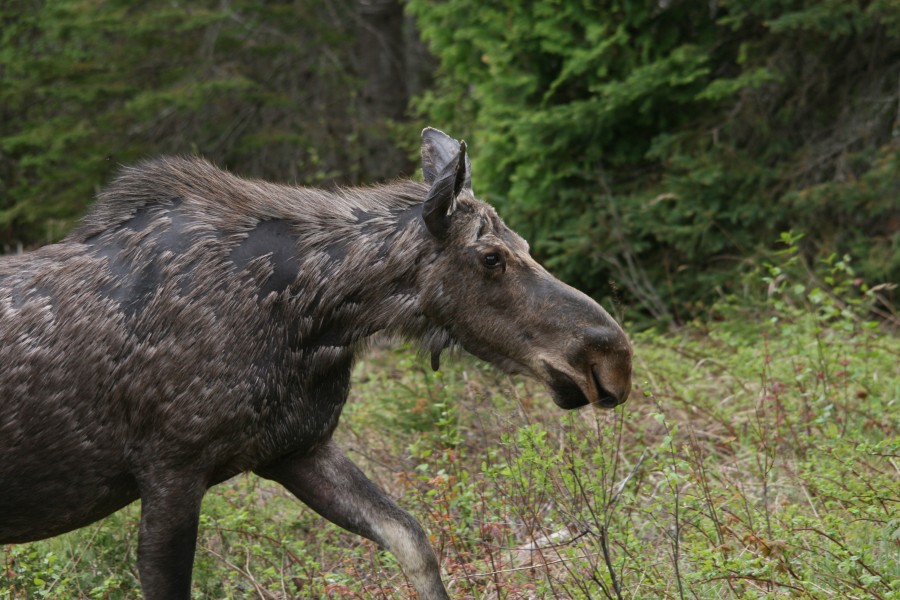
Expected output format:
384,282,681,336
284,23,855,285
0,128,632,599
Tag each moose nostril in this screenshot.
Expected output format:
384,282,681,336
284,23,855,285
591,364,624,407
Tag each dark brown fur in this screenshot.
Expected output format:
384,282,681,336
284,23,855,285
0,129,631,599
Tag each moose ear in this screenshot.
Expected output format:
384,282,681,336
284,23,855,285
422,137,468,239
421,127,472,190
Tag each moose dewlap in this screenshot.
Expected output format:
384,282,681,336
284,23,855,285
0,128,632,600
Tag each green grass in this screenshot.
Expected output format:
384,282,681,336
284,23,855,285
3,254,899,598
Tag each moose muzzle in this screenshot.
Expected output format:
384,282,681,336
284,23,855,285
533,277,633,410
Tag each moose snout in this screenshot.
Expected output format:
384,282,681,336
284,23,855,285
583,326,633,408
591,363,629,408
526,269,633,410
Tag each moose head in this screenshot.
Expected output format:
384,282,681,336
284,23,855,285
417,127,632,409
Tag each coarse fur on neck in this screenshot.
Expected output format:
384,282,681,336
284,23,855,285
65,156,456,363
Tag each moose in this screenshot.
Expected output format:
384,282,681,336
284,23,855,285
0,128,632,599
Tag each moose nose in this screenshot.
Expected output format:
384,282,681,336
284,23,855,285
585,326,633,407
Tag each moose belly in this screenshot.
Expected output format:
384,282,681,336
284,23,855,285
0,441,139,543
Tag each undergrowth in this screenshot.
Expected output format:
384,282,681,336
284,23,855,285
3,240,898,598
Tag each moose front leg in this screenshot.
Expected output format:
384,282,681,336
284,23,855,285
135,473,207,600
256,441,450,600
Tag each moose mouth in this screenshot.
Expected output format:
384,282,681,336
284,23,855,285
544,363,622,410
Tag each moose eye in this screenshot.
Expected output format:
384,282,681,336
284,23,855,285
483,252,503,269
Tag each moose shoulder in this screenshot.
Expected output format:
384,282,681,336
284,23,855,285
0,128,632,599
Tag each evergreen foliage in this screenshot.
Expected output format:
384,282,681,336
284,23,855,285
0,0,409,248
408,0,900,322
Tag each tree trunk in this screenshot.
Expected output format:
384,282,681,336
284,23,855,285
355,0,410,182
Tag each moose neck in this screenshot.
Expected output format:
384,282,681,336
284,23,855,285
270,181,447,358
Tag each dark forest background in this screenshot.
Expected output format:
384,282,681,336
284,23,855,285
2,0,898,324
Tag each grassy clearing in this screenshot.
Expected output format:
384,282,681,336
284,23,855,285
3,253,898,599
